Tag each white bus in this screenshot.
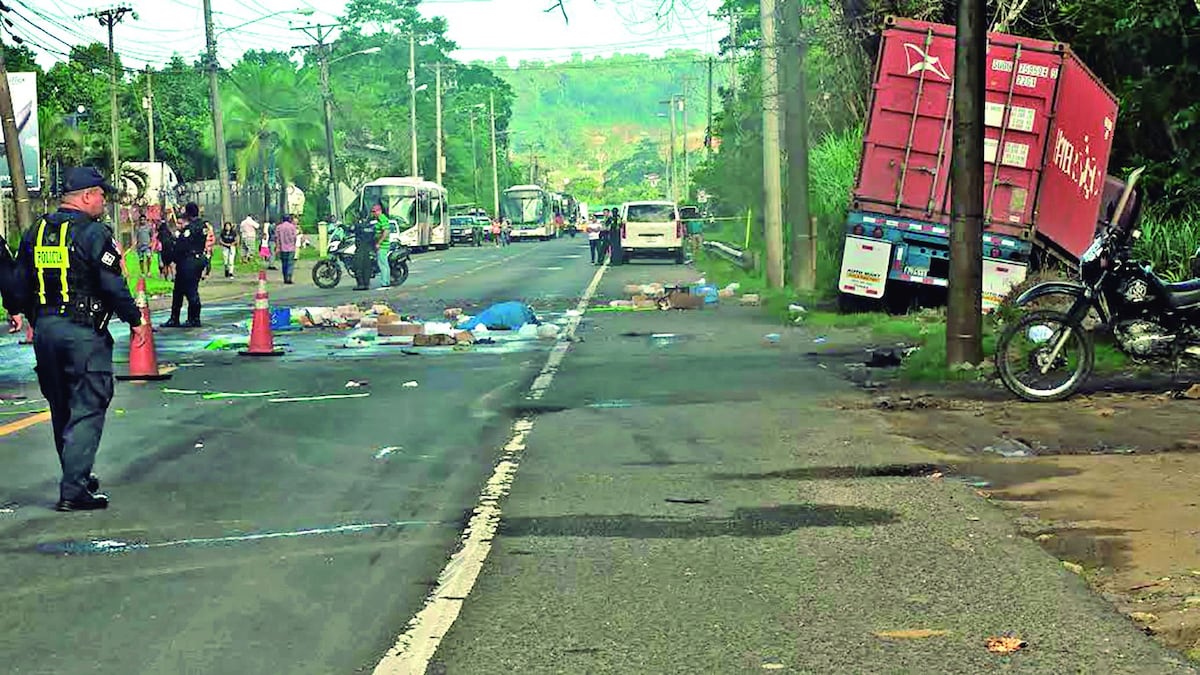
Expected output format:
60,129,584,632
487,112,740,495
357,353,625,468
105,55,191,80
500,184,556,240
359,177,450,251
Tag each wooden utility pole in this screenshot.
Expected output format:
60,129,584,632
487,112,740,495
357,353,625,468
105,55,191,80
680,95,689,200
759,0,785,288
781,0,814,290
0,43,33,234
729,9,739,105
947,0,986,366
201,0,234,228
82,5,134,240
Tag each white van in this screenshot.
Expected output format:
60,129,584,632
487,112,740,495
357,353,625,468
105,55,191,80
618,200,685,264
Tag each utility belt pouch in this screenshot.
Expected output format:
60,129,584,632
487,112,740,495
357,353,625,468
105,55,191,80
66,296,111,332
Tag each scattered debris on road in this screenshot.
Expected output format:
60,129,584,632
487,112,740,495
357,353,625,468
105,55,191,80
984,635,1027,654
269,393,371,403
374,446,401,459
402,381,419,388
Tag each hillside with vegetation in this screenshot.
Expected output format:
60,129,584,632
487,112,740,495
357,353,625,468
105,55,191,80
483,51,724,203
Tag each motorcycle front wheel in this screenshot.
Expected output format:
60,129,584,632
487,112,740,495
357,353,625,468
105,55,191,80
391,260,410,287
312,258,341,289
996,309,1094,402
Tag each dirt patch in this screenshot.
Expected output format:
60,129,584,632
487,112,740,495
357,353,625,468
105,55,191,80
870,385,1200,658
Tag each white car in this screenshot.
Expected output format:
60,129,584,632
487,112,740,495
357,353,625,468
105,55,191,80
618,200,686,264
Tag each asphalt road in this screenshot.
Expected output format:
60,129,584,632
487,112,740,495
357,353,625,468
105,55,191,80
1,236,1191,674
0,236,605,675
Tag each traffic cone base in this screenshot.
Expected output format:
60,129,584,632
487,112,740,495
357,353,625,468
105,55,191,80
241,270,284,357
120,277,173,381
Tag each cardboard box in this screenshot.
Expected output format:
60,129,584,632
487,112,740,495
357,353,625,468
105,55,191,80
379,321,423,337
667,291,704,310
377,313,401,326
740,294,761,307
413,333,456,347
453,330,476,345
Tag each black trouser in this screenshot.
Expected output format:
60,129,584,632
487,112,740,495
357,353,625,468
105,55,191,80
33,315,115,501
171,256,203,323
589,239,603,263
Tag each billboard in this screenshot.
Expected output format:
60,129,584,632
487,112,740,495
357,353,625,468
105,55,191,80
0,72,40,192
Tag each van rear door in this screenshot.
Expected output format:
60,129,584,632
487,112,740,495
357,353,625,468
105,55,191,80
622,203,680,249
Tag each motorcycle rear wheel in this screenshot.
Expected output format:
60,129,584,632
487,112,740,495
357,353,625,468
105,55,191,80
312,258,341,289
996,309,1094,402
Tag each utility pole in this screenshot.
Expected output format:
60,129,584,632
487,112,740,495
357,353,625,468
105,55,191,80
201,0,234,231
759,0,785,288
729,9,739,105
82,4,134,240
489,92,499,217
409,32,418,177
947,0,986,366
434,63,444,185
660,97,677,202
469,109,480,205
706,56,714,162
292,23,344,219
144,68,155,162
0,42,33,234
781,0,814,290
680,95,689,201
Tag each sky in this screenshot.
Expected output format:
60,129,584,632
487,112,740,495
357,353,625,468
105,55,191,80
13,0,725,71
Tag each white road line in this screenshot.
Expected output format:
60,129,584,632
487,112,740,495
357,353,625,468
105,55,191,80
372,260,609,675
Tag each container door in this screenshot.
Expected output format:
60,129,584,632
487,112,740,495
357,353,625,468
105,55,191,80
839,236,893,298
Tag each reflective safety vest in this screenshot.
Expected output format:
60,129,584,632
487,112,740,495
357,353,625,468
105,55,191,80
32,218,71,306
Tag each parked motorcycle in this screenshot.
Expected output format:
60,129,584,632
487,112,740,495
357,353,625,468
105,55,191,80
994,167,1200,401
311,223,411,289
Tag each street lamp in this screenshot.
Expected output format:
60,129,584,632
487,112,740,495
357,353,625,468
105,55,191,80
320,46,381,221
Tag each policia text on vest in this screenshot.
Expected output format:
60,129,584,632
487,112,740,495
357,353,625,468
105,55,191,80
11,167,150,512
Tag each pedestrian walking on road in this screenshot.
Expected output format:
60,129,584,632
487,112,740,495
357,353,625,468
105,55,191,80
13,167,149,511
266,220,279,270
259,223,272,266
163,202,207,328
219,221,238,278
135,215,153,276
202,218,216,279
276,215,299,284
606,209,623,264
156,217,176,281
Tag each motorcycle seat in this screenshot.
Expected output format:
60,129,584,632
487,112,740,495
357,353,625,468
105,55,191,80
1166,278,1200,308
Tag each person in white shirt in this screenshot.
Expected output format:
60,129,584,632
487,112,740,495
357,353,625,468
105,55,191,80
587,211,607,265
238,214,259,263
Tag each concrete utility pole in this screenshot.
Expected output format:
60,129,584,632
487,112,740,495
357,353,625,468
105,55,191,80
144,68,155,162
947,0,986,366
468,109,479,205
781,0,814,290
759,0,785,288
680,95,689,200
0,42,33,234
201,0,234,230
489,93,499,216
409,32,419,177
660,97,677,202
434,64,445,185
729,9,739,105
82,4,134,239
706,56,714,162
291,23,344,219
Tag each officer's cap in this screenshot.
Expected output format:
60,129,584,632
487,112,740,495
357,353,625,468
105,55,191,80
63,167,116,195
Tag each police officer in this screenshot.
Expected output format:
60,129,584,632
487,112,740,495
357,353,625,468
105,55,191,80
16,167,149,511
353,204,382,291
163,202,206,327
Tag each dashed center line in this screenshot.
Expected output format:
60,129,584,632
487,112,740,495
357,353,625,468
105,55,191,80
372,259,608,674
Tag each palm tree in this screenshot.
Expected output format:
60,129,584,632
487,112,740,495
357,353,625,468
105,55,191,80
218,62,324,219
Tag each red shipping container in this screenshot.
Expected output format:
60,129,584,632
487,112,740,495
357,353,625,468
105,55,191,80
852,17,1119,259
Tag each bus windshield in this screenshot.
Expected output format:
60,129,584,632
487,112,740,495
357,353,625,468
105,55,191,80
501,190,546,225
362,185,417,229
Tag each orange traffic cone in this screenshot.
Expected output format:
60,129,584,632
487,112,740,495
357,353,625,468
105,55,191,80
117,277,172,381
240,270,283,357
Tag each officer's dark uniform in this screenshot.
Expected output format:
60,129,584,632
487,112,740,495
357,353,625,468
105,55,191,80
607,211,623,264
15,167,142,510
166,215,206,326
353,220,375,290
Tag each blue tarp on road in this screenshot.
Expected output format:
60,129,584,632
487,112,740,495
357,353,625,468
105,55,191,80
459,302,541,331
